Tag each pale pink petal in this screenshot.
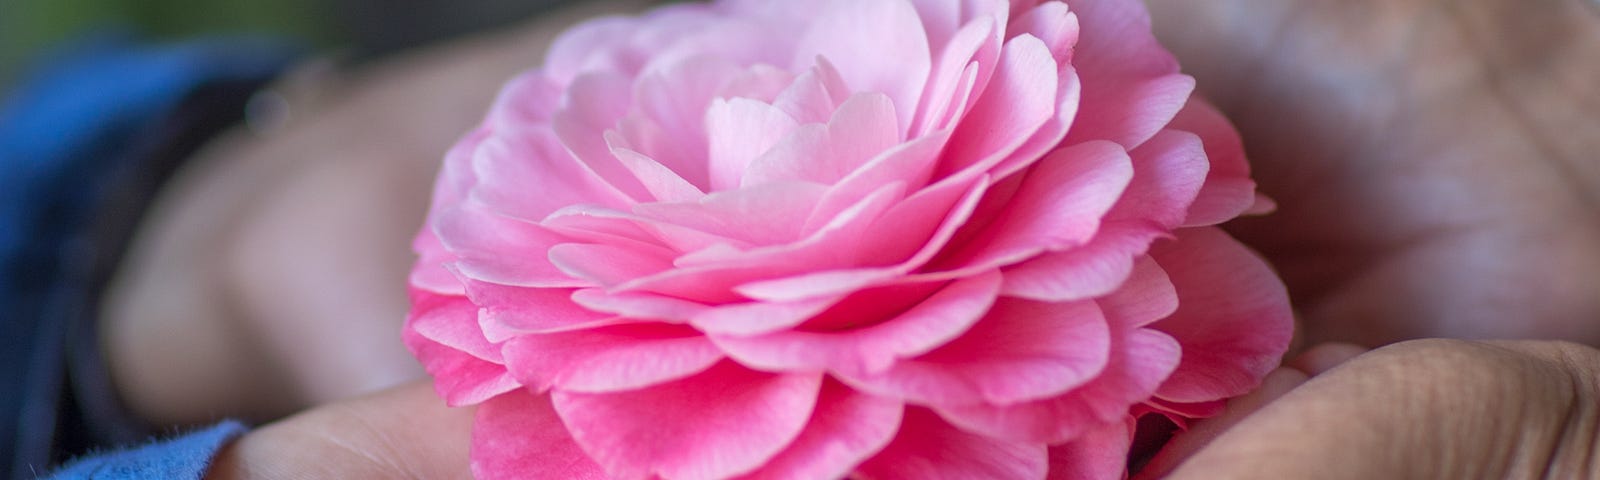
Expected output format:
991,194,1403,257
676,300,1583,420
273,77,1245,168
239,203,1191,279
934,327,1179,443
543,16,639,83
839,298,1110,406
1149,227,1293,403
806,130,950,232
502,323,723,393
436,205,588,288
717,64,797,103
742,92,899,188
634,181,827,246
714,273,999,373
989,65,1082,180
1009,2,1080,62
821,93,902,181
998,223,1164,302
738,381,903,480
1104,129,1210,229
1066,0,1180,79
930,140,1133,274
471,391,608,480
553,364,823,479
547,242,677,287
1045,416,1134,480
610,140,705,203
771,61,849,124
706,97,802,191
937,34,1059,178
855,407,1048,480
488,72,564,129
626,56,743,189
411,225,465,295
911,12,999,137
793,0,932,135
551,72,652,200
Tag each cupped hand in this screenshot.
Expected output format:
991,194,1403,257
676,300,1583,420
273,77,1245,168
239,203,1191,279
1144,0,1600,346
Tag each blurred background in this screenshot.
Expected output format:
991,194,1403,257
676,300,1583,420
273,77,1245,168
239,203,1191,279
0,0,576,92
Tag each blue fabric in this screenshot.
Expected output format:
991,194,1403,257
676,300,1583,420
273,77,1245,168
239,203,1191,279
45,421,249,480
0,32,298,477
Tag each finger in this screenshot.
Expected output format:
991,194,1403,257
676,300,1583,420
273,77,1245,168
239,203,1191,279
1132,366,1309,480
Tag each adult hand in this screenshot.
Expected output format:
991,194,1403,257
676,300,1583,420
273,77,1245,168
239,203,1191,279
203,382,474,480
1144,0,1600,346
1146,339,1600,479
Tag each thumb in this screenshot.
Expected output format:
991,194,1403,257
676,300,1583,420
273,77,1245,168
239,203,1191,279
1165,339,1600,479
207,381,476,480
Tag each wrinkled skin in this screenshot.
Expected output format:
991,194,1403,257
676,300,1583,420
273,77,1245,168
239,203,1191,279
1144,0,1600,347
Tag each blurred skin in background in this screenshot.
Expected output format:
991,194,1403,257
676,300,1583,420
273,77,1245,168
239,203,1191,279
86,0,1600,477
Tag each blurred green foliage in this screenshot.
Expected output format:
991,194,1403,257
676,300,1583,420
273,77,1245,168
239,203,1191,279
1,0,335,88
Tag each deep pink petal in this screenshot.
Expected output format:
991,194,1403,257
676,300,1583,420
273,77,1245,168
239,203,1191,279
1094,255,1179,329
714,272,1000,373
409,291,502,363
1105,129,1209,229
998,223,1164,302
459,280,612,342
1063,73,1193,151
404,292,518,406
471,391,608,480
502,323,723,393
855,407,1048,480
931,140,1133,274
738,381,904,480
1169,98,1258,226
793,0,932,135
554,364,823,479
1045,416,1134,480
839,298,1110,406
1149,227,1293,403
570,288,709,322
933,327,1179,443
938,34,1059,178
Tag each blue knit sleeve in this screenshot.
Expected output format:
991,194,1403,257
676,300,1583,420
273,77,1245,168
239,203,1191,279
44,421,248,480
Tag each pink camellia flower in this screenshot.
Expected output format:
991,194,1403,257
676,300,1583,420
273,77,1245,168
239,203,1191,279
404,0,1293,478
